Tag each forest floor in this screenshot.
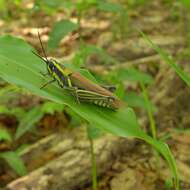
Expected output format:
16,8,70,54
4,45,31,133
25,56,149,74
1,1,190,190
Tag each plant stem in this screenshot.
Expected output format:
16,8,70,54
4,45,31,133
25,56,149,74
140,82,157,139
89,137,97,190
140,81,161,174
77,9,83,44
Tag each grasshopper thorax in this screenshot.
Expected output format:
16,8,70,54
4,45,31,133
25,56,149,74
45,58,65,75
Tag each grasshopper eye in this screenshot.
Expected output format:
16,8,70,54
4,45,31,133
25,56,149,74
47,61,54,71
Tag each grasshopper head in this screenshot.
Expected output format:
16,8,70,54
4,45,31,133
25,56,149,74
46,58,65,75
45,59,54,74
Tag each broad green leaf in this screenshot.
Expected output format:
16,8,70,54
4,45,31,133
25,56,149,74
140,31,190,87
15,106,43,140
0,35,179,189
0,127,12,142
48,20,78,50
0,151,27,176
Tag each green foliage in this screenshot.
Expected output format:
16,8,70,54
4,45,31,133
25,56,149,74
0,127,12,142
0,35,179,189
40,0,73,9
0,0,23,19
72,44,118,67
164,178,175,189
115,83,125,99
34,0,74,14
108,67,154,84
127,0,148,8
87,125,103,139
76,0,97,12
140,31,190,87
97,1,123,13
15,106,43,140
140,82,157,138
41,101,65,115
15,101,65,140
112,8,129,40
0,151,27,176
125,91,157,112
180,0,190,6
0,105,25,119
48,19,78,50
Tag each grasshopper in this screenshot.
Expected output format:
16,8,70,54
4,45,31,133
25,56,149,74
33,32,121,110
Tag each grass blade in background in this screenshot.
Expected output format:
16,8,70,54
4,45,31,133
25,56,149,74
140,31,190,86
0,35,179,190
15,106,44,140
0,151,27,176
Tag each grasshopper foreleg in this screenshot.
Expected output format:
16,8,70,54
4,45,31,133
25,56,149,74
40,79,56,89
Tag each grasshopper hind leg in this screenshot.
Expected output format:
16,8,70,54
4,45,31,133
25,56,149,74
63,86,81,104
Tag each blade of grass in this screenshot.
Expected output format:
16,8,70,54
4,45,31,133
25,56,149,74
140,30,190,86
0,151,27,176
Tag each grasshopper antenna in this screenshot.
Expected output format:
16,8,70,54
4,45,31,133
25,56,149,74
37,31,48,62
32,50,46,63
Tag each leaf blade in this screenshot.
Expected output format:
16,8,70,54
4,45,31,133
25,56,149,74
0,35,179,189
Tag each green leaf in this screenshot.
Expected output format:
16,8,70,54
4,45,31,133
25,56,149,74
76,0,97,12
48,19,78,50
0,127,12,142
42,0,74,8
180,0,190,6
140,31,190,87
79,68,98,83
72,44,118,67
0,35,179,190
125,91,157,112
41,101,65,114
109,67,154,84
0,151,27,176
115,83,125,99
15,106,43,140
0,105,9,113
87,125,103,139
97,1,123,13
0,105,25,119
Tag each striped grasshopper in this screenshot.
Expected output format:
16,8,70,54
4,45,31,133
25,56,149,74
33,32,121,110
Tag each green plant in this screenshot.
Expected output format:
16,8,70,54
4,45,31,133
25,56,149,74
0,35,179,190
0,85,66,175
0,127,27,176
0,151,27,176
140,30,190,190
0,127,12,142
15,101,65,140
48,20,79,51
140,31,190,87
